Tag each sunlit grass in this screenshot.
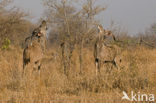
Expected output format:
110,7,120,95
0,46,156,103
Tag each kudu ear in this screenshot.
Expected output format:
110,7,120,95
108,31,116,41
98,25,104,32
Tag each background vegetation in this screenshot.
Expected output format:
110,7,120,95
0,0,156,103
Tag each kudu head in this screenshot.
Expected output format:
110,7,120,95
39,20,48,37
97,24,116,41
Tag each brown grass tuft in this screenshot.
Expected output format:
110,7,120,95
0,46,156,103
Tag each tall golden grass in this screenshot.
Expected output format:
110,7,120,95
0,45,156,103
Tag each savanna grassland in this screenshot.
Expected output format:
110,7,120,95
0,45,156,103
0,0,156,103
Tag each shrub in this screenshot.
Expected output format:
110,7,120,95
1,38,11,50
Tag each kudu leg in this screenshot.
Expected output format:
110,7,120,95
95,58,101,76
103,59,118,69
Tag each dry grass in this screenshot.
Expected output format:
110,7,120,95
0,45,156,103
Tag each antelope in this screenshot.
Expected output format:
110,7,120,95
23,38,43,73
25,20,48,53
94,24,117,75
23,20,48,74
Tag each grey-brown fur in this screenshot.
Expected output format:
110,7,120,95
94,25,117,75
23,20,47,74
23,39,43,71
25,20,47,53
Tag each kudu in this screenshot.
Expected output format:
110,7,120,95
23,20,47,74
94,25,117,75
25,20,47,53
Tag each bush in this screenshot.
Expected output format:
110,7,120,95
0,0,34,47
1,38,11,50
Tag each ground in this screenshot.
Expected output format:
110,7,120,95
0,45,156,103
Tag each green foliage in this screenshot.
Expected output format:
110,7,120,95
2,38,11,50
